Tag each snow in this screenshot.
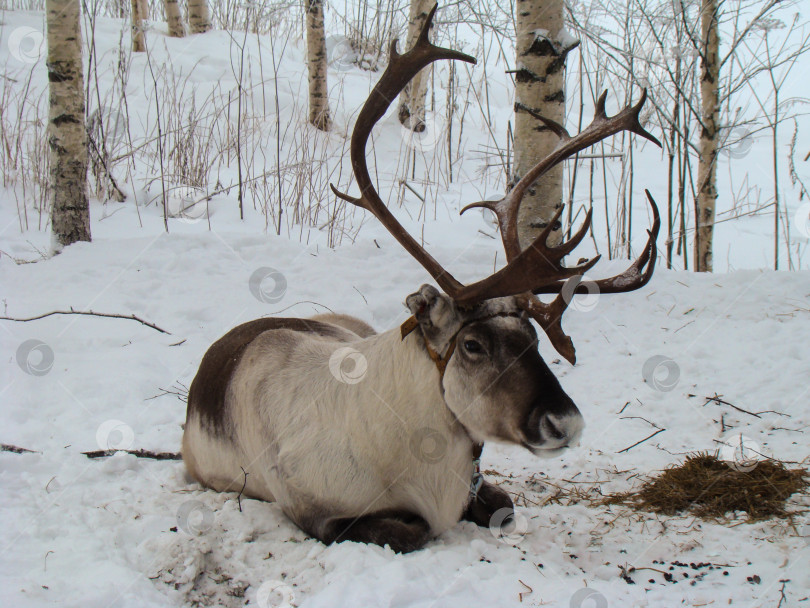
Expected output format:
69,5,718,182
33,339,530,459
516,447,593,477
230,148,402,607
2,7,810,608
3,212,809,607
556,28,580,51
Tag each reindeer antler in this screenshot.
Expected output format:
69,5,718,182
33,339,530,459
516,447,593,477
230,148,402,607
458,92,662,362
331,4,473,297
331,3,661,364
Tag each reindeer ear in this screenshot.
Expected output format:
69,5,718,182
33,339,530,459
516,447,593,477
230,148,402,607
405,285,442,326
403,285,462,346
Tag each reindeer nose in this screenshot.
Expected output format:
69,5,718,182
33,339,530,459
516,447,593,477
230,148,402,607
542,413,565,440
539,412,584,448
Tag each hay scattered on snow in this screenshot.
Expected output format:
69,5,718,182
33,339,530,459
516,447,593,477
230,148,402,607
603,452,809,521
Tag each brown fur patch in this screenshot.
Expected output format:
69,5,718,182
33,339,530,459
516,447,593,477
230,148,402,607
186,318,351,436
310,313,377,338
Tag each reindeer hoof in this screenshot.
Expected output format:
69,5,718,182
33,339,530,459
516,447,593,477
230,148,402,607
462,480,514,528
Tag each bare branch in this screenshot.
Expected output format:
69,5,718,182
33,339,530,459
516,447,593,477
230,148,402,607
617,428,666,453
0,309,171,334
82,449,182,460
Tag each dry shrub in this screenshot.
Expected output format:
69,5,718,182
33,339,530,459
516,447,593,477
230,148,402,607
603,452,808,521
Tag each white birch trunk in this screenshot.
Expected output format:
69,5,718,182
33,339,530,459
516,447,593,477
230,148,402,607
305,0,331,131
398,0,433,131
163,0,185,38
514,0,570,249
47,0,91,249
131,0,146,51
187,0,211,34
695,0,720,272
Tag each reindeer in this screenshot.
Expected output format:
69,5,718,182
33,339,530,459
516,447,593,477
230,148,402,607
182,5,661,553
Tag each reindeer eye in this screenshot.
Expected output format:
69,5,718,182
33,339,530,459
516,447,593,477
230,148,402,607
463,339,483,354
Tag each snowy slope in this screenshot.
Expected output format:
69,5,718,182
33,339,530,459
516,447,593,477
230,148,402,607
2,7,810,608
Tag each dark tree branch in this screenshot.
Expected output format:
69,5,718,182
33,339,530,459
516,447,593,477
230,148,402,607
237,466,249,512
4,444,181,460
2,443,38,454
703,393,789,418
617,428,666,453
0,309,171,334
82,449,181,460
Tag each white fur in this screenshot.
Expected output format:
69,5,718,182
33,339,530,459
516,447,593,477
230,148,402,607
183,323,475,536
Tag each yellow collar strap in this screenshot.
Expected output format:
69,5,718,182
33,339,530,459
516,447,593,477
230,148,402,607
400,315,458,377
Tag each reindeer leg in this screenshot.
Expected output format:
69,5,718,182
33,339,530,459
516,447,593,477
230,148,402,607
307,509,432,554
463,480,514,528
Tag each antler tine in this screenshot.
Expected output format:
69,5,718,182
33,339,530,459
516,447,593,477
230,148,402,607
594,90,608,120
592,190,660,292
462,89,659,264
533,191,660,295
451,232,602,306
518,292,578,364
453,201,603,306
556,207,595,257
330,4,476,297
497,90,661,258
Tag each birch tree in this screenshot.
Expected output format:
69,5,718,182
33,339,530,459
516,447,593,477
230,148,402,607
188,0,211,34
513,0,577,248
695,0,720,271
47,0,91,249
305,0,331,131
164,0,185,38
398,0,433,131
130,0,145,51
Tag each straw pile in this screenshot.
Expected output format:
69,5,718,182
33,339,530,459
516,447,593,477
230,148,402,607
603,452,808,521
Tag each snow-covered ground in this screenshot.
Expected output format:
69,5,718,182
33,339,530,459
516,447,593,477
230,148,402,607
2,7,810,608
3,203,810,607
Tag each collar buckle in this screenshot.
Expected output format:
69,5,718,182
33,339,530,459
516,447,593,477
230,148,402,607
469,442,484,500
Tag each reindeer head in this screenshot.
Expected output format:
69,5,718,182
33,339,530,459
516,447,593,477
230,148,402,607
332,5,661,454
405,284,584,454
